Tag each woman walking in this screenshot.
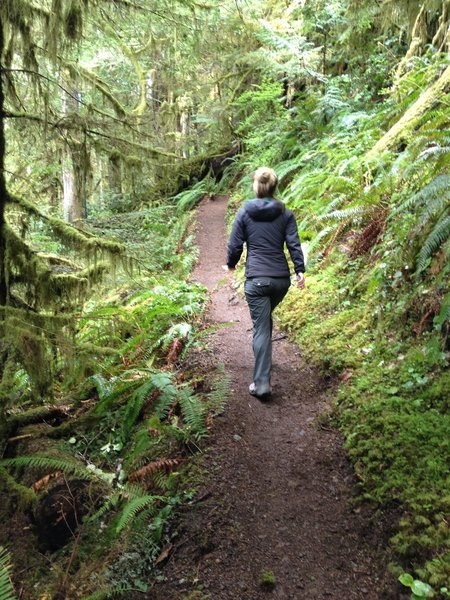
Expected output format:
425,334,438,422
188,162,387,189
225,167,305,399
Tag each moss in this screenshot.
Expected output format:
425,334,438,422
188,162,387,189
278,262,371,372
0,466,36,509
8,195,124,257
260,569,276,590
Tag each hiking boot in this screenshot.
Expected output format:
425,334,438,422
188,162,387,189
249,382,272,399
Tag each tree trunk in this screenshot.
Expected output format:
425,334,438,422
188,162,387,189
0,15,10,443
61,74,88,223
108,152,122,196
0,17,7,308
62,149,77,221
177,94,192,159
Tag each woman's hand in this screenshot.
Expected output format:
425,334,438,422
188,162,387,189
296,273,305,289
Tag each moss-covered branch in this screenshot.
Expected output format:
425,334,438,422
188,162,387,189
367,64,450,158
102,24,148,116
432,0,450,50
0,467,36,508
7,195,125,255
7,405,71,429
393,4,427,82
4,111,179,157
77,65,127,117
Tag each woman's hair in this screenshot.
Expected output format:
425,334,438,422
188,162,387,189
253,167,278,198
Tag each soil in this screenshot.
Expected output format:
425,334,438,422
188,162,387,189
148,195,398,600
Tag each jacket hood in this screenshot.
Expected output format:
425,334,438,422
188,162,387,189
245,198,285,222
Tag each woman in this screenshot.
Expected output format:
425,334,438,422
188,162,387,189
225,167,305,399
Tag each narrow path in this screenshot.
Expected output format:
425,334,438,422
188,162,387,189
150,195,390,599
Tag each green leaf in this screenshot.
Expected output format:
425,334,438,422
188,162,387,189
411,580,433,597
399,573,415,587
0,547,16,600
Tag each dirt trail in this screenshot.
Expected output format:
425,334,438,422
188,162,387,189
149,195,391,600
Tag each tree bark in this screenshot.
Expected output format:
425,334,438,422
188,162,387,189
61,74,88,223
0,17,7,307
0,14,10,444
108,153,122,196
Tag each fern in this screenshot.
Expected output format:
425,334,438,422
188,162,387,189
178,388,207,439
85,495,120,524
121,380,156,443
417,193,450,229
307,226,334,253
115,494,162,533
434,293,450,331
88,374,114,400
0,456,97,481
152,373,178,420
395,174,450,214
172,179,209,213
159,322,192,352
417,214,450,272
120,372,181,441
275,157,304,182
0,455,118,487
93,379,141,417
128,458,180,483
417,145,450,163
318,205,367,221
207,367,231,415
0,547,16,600
80,585,131,600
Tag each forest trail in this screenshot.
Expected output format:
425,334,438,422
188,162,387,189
150,195,389,600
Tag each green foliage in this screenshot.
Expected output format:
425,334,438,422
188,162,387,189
206,365,231,416
172,178,213,213
81,586,131,600
0,455,115,485
417,216,450,273
115,495,161,534
399,573,434,599
259,569,276,589
178,388,208,440
0,547,16,600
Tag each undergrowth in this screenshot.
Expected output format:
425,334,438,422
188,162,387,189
0,190,231,599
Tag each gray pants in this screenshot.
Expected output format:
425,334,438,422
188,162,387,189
244,276,291,394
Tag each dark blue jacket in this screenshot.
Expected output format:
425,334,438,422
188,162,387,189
226,198,305,278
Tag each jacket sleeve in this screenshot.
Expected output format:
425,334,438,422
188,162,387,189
285,211,305,274
227,208,246,268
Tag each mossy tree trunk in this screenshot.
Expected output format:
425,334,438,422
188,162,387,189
0,15,10,442
62,75,88,223
108,152,122,196
0,18,6,308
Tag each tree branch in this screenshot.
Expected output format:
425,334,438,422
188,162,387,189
4,111,180,158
